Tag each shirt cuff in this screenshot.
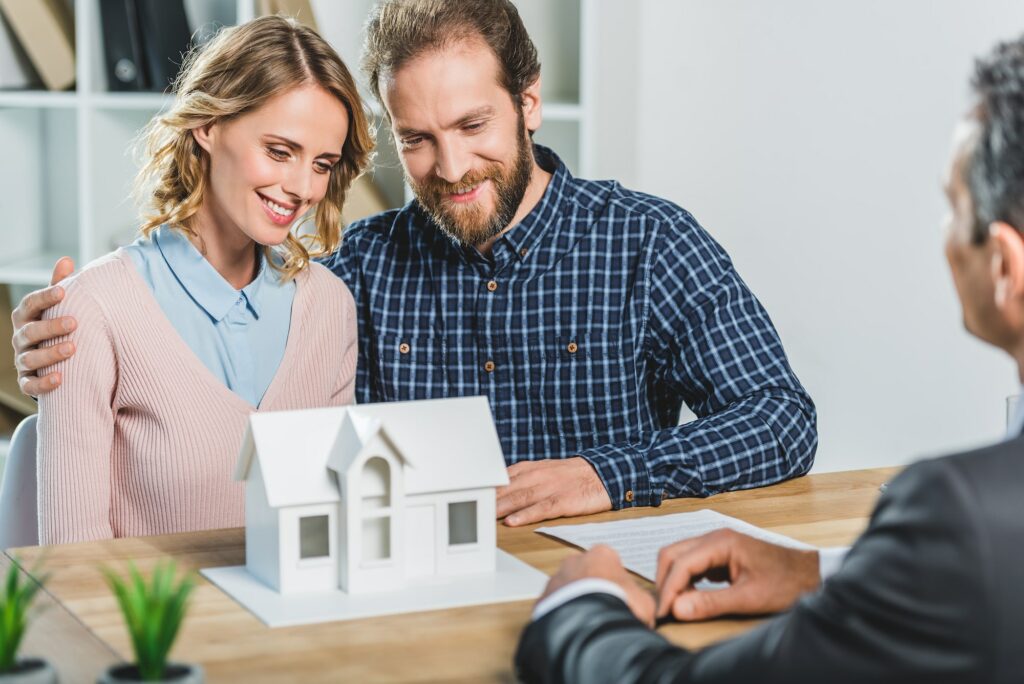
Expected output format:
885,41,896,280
531,578,629,622
577,442,653,508
818,546,850,582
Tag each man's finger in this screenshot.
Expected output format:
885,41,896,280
11,286,67,329
12,318,75,352
18,371,61,397
503,496,557,527
656,538,701,588
656,536,733,617
506,461,533,479
50,256,74,286
625,586,657,628
496,483,538,519
14,343,74,374
671,582,755,622
507,459,553,479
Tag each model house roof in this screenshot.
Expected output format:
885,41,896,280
234,397,509,508
327,396,510,495
235,406,346,508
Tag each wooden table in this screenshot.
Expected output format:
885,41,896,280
5,467,896,683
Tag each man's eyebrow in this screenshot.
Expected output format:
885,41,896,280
263,133,341,160
450,106,495,127
395,106,496,138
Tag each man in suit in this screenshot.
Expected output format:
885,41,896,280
515,35,1024,684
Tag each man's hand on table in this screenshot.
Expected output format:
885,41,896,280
497,457,612,526
655,529,820,621
11,257,77,396
538,545,656,627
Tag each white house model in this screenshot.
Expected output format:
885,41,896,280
233,396,510,595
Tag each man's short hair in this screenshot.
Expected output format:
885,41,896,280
968,35,1024,241
362,0,541,108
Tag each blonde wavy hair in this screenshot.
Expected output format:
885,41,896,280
134,15,373,280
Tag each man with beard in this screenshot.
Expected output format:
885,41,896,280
513,34,1024,684
10,0,817,526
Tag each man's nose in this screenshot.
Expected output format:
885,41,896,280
434,137,471,184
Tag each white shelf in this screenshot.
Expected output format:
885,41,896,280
0,252,66,287
0,0,595,287
88,92,173,111
0,91,78,109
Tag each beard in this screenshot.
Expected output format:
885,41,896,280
408,117,533,247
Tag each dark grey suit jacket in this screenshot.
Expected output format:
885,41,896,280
516,436,1024,683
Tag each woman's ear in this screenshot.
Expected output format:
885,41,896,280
990,221,1024,310
191,123,216,154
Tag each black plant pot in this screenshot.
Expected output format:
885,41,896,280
96,663,203,684
0,659,58,684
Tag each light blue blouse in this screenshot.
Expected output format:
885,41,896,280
123,226,295,407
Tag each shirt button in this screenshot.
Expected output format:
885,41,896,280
486,280,498,292
484,360,496,373
519,248,529,258
567,342,578,354
399,343,411,354
625,490,634,504
661,490,670,500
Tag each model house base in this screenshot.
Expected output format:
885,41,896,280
201,550,548,628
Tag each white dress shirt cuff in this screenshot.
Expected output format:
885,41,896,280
818,546,850,582
532,578,628,622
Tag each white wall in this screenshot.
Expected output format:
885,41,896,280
600,1,1024,472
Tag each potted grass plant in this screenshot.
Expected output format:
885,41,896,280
0,559,55,684
98,561,202,684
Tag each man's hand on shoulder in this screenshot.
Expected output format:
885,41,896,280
539,545,655,627
497,457,612,526
11,257,77,397
655,529,821,621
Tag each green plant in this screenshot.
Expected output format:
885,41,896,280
103,561,195,681
0,559,46,672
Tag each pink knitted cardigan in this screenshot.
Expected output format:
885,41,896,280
37,250,357,545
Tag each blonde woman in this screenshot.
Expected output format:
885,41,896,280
35,16,373,544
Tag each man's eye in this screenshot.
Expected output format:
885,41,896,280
402,137,423,148
464,122,483,132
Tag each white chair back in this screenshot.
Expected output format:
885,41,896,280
0,414,38,550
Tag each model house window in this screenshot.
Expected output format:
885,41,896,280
362,456,390,509
299,514,330,559
362,517,391,560
361,457,392,561
448,501,478,545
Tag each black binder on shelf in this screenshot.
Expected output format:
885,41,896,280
99,0,147,91
99,0,192,93
135,0,192,93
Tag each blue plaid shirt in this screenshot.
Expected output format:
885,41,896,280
322,146,817,509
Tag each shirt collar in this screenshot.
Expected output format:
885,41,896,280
493,144,570,264
154,225,268,322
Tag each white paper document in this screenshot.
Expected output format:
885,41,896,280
537,509,814,582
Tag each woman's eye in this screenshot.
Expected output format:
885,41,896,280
315,162,333,174
267,147,289,160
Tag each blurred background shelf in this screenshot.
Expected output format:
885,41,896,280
0,91,77,108
0,251,66,286
0,0,597,456
0,0,595,287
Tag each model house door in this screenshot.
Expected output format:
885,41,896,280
405,504,435,578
